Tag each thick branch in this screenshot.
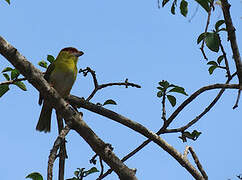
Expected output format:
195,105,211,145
221,0,242,85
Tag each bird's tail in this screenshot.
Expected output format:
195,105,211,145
36,101,52,132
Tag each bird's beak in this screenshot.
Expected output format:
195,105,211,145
74,51,84,57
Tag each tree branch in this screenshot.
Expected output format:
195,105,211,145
0,35,138,180
80,67,141,102
164,75,235,133
158,83,239,133
221,0,242,85
0,77,27,85
188,147,208,180
48,125,70,180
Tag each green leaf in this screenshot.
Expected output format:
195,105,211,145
103,99,117,106
179,130,202,142
205,32,220,52
171,0,177,15
208,65,217,75
157,91,163,98
47,55,55,63
168,86,188,96
162,0,170,7
167,95,176,107
14,81,27,91
180,0,188,17
83,167,99,177
207,61,218,66
157,87,164,91
197,32,206,44
38,60,48,69
215,20,225,31
159,80,169,89
11,69,20,80
3,73,10,81
191,130,202,140
0,85,9,98
217,55,224,65
26,172,43,180
182,131,194,139
5,0,10,5
2,67,13,73
195,0,210,12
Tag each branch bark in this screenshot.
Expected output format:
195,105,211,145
221,0,242,85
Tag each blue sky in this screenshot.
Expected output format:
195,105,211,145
0,0,242,179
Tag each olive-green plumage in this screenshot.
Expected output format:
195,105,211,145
36,47,84,132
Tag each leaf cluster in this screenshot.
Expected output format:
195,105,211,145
38,55,55,69
67,167,99,180
157,80,188,107
161,0,212,17
179,130,202,142
0,67,27,97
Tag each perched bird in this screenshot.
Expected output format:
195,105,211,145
36,47,84,132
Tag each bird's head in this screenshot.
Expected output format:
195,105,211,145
58,47,84,63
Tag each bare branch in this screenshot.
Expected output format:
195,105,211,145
218,35,231,78
80,67,141,102
189,147,208,180
183,146,190,158
165,76,235,133
162,89,166,122
48,125,70,180
221,0,242,85
233,89,241,109
56,111,67,180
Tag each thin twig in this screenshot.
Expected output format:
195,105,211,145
189,147,208,180
48,125,70,180
233,89,241,109
218,35,231,78
162,89,166,122
165,75,235,133
56,111,68,180
0,77,26,85
200,2,213,60
80,67,141,102
99,156,104,178
183,146,190,158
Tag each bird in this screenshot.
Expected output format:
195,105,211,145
36,47,84,132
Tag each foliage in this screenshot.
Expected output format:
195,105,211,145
67,167,99,180
160,0,212,17
157,80,188,107
179,130,202,142
0,67,27,97
26,172,43,180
